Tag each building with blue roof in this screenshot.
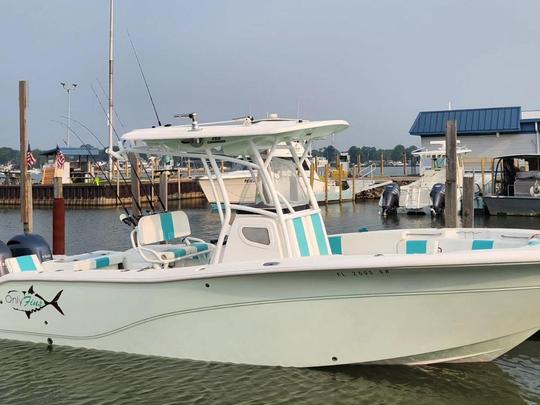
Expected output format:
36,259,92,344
409,106,540,169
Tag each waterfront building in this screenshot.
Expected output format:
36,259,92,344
409,106,540,169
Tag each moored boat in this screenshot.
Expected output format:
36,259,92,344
1,116,540,367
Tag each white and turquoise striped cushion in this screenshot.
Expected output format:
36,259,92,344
286,212,331,257
5,255,43,273
137,211,191,245
158,243,212,261
72,252,125,271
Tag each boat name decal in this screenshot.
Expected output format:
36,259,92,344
4,286,64,319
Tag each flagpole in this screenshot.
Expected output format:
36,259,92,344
107,0,114,178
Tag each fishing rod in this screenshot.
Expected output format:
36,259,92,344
60,115,158,213
95,78,126,130
127,29,162,126
51,120,141,224
60,115,140,204
85,85,168,211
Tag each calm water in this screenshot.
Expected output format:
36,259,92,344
1,200,540,404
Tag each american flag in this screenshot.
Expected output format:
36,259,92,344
55,145,65,169
26,144,36,168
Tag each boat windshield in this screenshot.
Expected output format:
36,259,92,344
268,157,309,206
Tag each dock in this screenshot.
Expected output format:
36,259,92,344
0,178,204,207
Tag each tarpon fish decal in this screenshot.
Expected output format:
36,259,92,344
5,286,64,319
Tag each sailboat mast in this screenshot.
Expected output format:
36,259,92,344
107,0,114,176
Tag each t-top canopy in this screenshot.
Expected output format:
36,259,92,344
121,118,349,156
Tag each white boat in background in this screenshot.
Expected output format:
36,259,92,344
1,115,540,367
199,140,386,205
380,141,471,215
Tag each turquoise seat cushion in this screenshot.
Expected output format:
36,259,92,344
406,240,427,254
328,236,342,254
16,255,38,272
472,240,494,250
168,243,212,259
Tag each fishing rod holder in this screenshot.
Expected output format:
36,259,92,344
174,112,199,131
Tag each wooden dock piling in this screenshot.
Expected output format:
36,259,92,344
403,153,407,176
352,164,357,202
19,80,33,234
444,120,458,227
480,158,486,194
380,152,384,176
462,175,475,228
338,162,343,203
159,171,169,211
324,164,329,205
52,176,65,255
129,153,142,216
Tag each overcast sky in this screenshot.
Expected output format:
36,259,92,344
1,0,539,151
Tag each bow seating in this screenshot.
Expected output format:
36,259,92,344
131,211,213,266
42,251,125,271
5,255,44,273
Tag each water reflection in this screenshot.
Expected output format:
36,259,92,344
0,338,537,405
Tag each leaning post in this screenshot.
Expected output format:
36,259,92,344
444,120,458,227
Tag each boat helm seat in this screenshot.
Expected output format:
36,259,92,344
284,211,331,257
5,254,44,273
131,211,214,266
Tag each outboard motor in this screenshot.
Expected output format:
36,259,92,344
0,240,12,276
430,183,445,216
7,234,53,262
379,183,400,216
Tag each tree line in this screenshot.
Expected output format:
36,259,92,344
312,144,419,164
0,144,420,168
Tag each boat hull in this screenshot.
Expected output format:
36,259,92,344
1,262,539,367
484,196,540,216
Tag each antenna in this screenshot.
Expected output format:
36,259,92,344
127,29,162,126
448,101,452,110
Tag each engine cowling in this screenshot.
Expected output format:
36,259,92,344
430,183,445,216
379,183,400,216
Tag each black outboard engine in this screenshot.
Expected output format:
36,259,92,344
7,234,53,262
430,183,445,216
0,240,12,276
380,183,400,216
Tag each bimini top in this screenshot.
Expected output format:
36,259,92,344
121,118,349,156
